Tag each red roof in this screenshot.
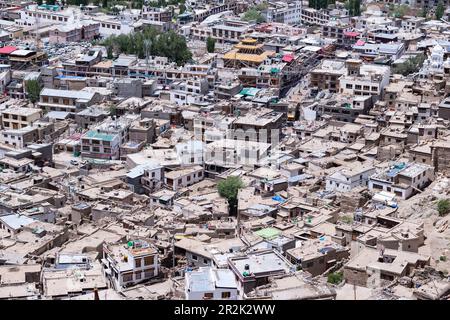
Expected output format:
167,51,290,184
344,31,360,37
355,40,366,46
0,46,18,55
282,54,294,63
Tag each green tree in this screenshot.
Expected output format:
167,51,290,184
437,199,450,217
102,0,108,8
327,271,344,284
393,53,425,76
242,9,265,23
25,79,42,104
392,4,408,18
206,36,215,53
179,3,186,14
435,1,445,20
101,26,192,65
346,0,361,16
309,0,335,9
419,7,427,18
107,45,113,59
218,176,244,215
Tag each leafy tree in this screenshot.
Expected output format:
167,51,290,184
102,0,108,8
419,7,427,18
327,271,344,285
179,3,186,14
242,9,265,23
107,46,113,59
392,4,409,18
218,176,244,215
393,53,425,76
206,36,215,53
346,0,361,16
309,0,335,9
101,26,192,65
25,79,42,104
435,1,445,20
340,215,353,224
437,199,450,217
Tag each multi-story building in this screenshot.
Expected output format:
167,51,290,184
141,6,173,22
321,21,352,46
266,1,302,25
1,107,42,129
80,116,133,160
211,20,251,44
185,267,238,300
48,20,100,43
339,59,390,100
102,240,159,290
309,60,347,93
38,88,100,113
164,165,204,191
15,4,74,27
368,162,435,200
0,126,38,148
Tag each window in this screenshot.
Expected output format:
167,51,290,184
135,259,142,268
122,272,133,282
144,256,154,266
192,255,198,261
221,292,231,299
204,293,214,299
203,258,208,264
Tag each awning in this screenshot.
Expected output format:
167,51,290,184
344,31,359,37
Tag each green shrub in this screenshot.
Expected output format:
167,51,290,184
327,271,344,285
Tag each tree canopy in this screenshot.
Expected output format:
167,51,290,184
436,1,445,20
25,80,42,104
100,26,192,65
309,0,335,10
206,36,215,53
345,0,361,16
391,4,409,18
242,8,266,23
392,53,425,76
437,199,450,217
218,176,244,215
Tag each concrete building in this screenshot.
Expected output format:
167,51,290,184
102,240,159,290
164,165,204,191
1,107,42,129
185,267,238,300
38,88,99,113
368,162,435,200
326,165,376,192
